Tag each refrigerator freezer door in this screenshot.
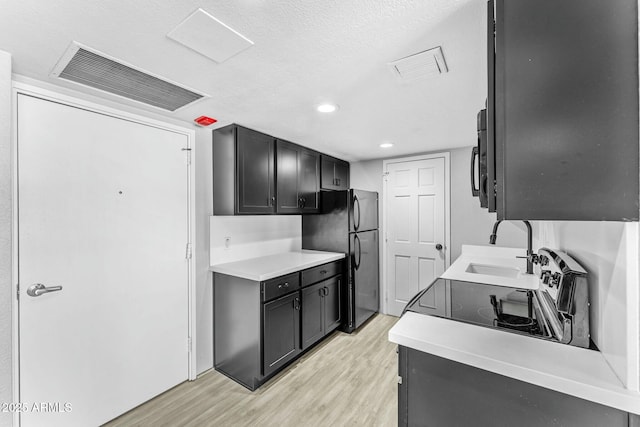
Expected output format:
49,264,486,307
349,189,379,233
349,230,379,329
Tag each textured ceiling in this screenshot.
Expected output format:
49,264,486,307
0,0,486,161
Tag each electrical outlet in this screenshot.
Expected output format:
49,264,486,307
224,237,231,249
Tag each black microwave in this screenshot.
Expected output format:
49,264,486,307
471,108,488,208
471,0,497,213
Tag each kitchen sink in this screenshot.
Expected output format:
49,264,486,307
465,263,520,278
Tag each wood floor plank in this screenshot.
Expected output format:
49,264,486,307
104,314,399,427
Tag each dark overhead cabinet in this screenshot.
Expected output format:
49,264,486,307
276,139,320,214
321,155,350,191
478,0,639,221
213,124,342,216
213,125,276,215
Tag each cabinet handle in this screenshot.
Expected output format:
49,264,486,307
278,282,289,289
323,287,329,296
269,196,276,207
319,270,327,275
293,297,301,310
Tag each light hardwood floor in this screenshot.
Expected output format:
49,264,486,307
104,314,399,427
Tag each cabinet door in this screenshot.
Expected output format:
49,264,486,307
321,155,349,191
320,156,337,191
277,140,320,214
298,148,319,213
333,159,349,191
323,275,342,333
236,127,275,214
276,140,301,214
301,282,325,350
263,292,300,376
398,347,630,427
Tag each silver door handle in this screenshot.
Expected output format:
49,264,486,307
27,283,63,297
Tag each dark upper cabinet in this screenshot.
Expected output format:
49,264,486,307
213,125,276,215
321,155,350,191
276,139,320,214
213,124,347,216
480,0,639,221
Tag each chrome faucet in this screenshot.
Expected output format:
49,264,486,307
489,220,534,274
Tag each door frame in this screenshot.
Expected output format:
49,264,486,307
381,152,451,315
11,81,198,425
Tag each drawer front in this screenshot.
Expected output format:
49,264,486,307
302,260,342,287
263,272,300,302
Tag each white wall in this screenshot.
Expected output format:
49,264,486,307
210,216,301,265
0,50,12,427
536,222,639,390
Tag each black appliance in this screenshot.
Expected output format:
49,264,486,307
471,0,497,213
302,189,379,333
403,249,594,349
471,107,489,208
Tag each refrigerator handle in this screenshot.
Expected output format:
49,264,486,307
354,234,362,270
353,193,361,231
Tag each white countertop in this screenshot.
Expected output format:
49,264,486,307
390,244,640,414
389,312,640,414
441,244,539,289
209,250,345,281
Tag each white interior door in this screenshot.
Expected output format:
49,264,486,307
17,94,190,427
385,156,447,316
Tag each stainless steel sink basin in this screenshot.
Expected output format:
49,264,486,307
465,263,520,278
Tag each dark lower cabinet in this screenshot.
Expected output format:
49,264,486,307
398,346,638,427
301,275,342,350
301,282,325,349
323,275,342,332
263,292,301,377
214,260,344,391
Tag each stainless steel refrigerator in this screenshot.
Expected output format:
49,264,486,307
302,189,379,333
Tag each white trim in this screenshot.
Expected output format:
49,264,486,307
11,76,20,427
381,152,451,316
10,82,198,423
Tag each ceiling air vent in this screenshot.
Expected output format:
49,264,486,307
50,43,206,111
388,46,448,82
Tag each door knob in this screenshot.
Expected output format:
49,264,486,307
435,244,443,251
27,283,63,297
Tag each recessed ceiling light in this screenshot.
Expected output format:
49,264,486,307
317,103,338,113
380,143,394,148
